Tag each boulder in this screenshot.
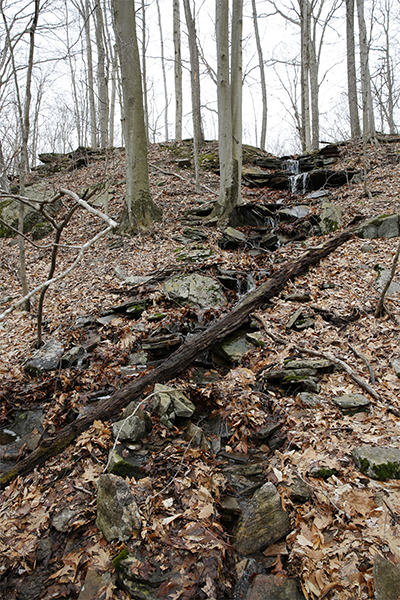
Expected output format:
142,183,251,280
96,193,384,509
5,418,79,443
352,446,400,480
319,201,342,234
357,214,400,239
96,474,141,542
233,483,291,555
163,273,226,309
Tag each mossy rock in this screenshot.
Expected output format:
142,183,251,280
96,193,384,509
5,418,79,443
199,152,219,171
31,221,53,240
352,446,400,480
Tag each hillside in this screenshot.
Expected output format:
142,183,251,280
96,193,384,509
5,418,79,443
1,138,400,600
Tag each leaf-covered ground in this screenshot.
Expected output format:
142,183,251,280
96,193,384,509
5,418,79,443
1,138,400,599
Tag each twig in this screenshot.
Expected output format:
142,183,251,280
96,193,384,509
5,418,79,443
253,312,381,402
375,239,400,318
348,344,375,385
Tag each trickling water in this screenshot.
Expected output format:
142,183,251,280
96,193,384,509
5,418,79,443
282,159,308,194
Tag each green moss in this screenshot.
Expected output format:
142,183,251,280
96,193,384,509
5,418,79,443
360,457,400,480
112,548,130,571
199,152,219,171
110,460,137,479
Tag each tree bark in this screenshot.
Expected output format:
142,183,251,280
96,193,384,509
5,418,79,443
356,0,375,138
346,0,361,138
113,0,162,233
0,223,362,489
93,0,109,148
251,0,267,151
156,0,169,142
173,0,183,141
182,0,204,148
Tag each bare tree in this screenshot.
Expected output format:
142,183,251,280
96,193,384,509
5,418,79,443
173,0,183,141
356,0,375,138
212,0,243,224
93,0,109,147
251,0,267,150
346,0,361,137
113,0,162,233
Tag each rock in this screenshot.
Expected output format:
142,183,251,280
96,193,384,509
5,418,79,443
278,205,310,221
357,214,400,239
112,408,151,443
78,569,110,600
298,392,323,407
375,268,400,294
246,574,304,600
96,474,141,542
213,332,257,364
185,421,211,450
114,266,152,285
175,245,215,263
128,351,148,365
233,483,291,555
107,445,147,479
61,345,85,367
285,477,311,503
319,201,342,234
52,506,81,532
352,446,400,480
373,553,400,600
285,359,332,370
163,273,226,308
24,339,64,376
153,383,195,427
114,551,168,600
31,221,53,240
333,393,369,413
390,358,400,378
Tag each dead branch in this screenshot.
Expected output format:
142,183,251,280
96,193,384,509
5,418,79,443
375,238,400,318
0,223,363,488
348,344,375,385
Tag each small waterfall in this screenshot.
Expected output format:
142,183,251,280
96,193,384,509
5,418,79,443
282,159,308,194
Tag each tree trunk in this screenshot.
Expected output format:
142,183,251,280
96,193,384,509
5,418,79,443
182,0,204,147
308,34,319,151
173,0,183,141
300,0,311,152
93,0,109,148
0,222,362,490
113,0,162,233
346,0,361,138
356,0,375,138
251,0,267,151
156,0,169,142
213,0,243,222
140,0,149,141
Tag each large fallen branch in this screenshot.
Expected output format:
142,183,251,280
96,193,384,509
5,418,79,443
0,224,362,488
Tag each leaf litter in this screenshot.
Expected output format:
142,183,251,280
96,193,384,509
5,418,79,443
0,139,400,598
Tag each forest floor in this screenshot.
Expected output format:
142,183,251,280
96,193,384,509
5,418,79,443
1,138,400,600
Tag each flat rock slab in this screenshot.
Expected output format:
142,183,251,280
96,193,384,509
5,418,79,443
352,446,400,480
163,273,226,308
233,483,291,555
373,553,400,600
333,393,370,411
246,574,305,600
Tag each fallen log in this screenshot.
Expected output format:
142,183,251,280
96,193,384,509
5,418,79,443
0,224,360,488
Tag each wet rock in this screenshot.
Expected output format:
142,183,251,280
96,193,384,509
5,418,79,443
357,214,400,239
333,393,370,413
163,273,226,309
233,483,291,555
24,339,64,376
319,201,342,234
96,474,141,542
352,446,400,480
246,574,305,600
373,553,400,600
